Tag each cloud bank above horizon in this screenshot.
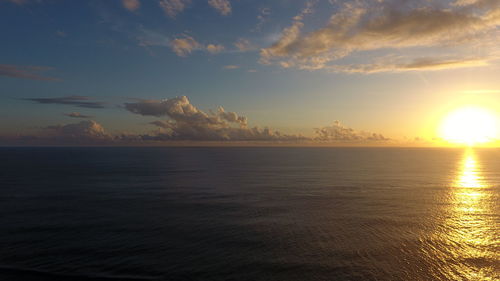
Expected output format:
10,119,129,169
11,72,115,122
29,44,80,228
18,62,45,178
0,95,391,145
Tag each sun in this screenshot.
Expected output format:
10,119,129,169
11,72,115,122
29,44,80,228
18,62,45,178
439,107,498,146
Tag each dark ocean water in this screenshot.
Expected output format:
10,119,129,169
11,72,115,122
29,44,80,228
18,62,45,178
0,147,498,281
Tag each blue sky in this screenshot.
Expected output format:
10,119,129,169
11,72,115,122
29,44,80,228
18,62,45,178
1,0,499,145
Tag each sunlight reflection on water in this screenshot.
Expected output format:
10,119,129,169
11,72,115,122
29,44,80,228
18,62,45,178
442,149,498,280
0,147,498,280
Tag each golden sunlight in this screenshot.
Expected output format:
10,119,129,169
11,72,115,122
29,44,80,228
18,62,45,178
439,107,498,146
443,149,498,280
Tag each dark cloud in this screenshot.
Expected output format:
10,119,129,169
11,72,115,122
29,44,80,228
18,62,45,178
64,112,94,119
24,96,106,109
0,64,59,81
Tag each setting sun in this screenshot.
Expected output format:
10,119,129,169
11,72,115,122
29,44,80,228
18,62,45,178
440,107,499,146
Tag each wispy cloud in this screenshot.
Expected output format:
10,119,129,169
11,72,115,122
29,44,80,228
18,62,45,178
168,35,225,56
24,96,106,109
122,0,140,12
260,0,500,72
234,38,256,52
64,112,94,119
223,65,239,69
208,0,231,16
253,7,271,32
330,57,489,73
159,0,191,18
0,64,59,81
56,30,67,37
135,27,170,48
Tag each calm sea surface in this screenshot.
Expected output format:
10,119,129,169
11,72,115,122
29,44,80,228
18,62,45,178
0,147,498,281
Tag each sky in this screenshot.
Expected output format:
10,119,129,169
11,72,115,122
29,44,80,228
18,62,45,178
1,0,499,146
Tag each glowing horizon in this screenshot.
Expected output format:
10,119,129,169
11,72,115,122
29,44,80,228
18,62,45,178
1,0,500,146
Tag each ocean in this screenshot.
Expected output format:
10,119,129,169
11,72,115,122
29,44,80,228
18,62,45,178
0,147,498,281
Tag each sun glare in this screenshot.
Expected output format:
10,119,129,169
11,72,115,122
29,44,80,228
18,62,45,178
440,107,498,146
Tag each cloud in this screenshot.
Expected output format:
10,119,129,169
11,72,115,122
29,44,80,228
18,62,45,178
224,65,239,69
56,30,67,37
331,57,489,73
206,44,225,54
24,96,106,109
168,35,225,56
253,7,271,32
315,121,389,142
260,0,500,72
64,112,93,119
169,35,202,56
125,96,246,124
159,0,191,18
234,38,256,52
0,120,114,145
45,120,109,140
134,27,225,56
3,95,390,145
259,1,314,66
126,98,389,143
149,120,171,129
452,0,500,9
125,96,305,141
208,0,231,16
122,0,140,11
0,64,59,81
135,27,170,48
